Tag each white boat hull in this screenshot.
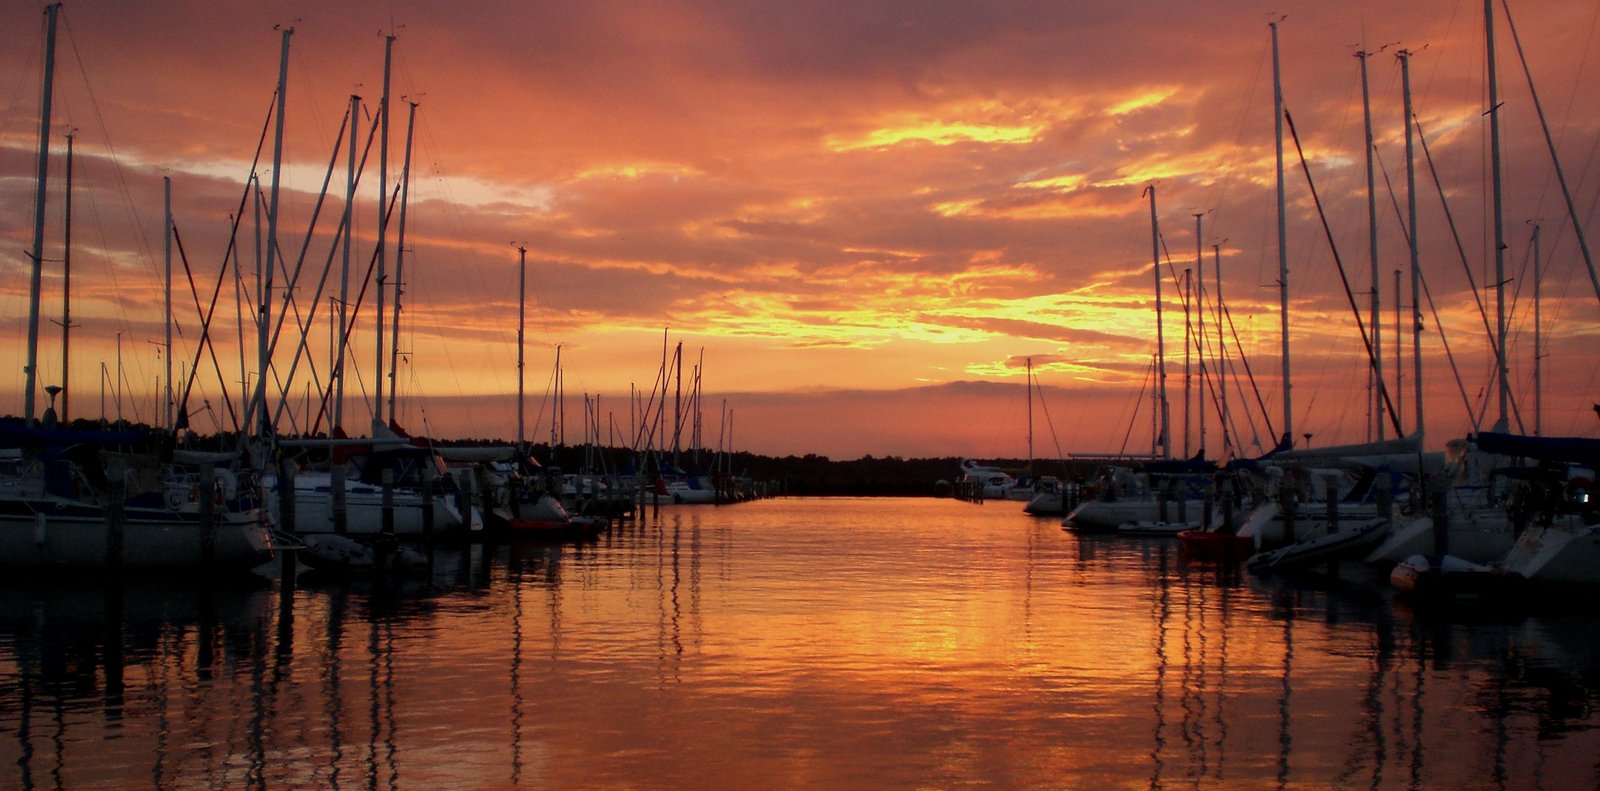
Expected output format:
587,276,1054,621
1364,510,1516,566
1065,498,1204,532
0,500,275,569
265,472,467,536
1500,519,1600,585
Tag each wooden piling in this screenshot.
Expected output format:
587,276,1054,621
330,465,348,535
198,463,216,565
105,476,126,570
381,468,396,535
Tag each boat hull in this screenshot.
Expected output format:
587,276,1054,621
1390,553,1518,599
1365,510,1516,566
1065,498,1204,533
265,472,468,536
1500,520,1600,585
0,500,274,569
1248,518,1390,574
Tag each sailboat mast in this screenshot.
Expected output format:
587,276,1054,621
517,245,527,449
1271,18,1293,447
1182,267,1191,458
335,93,358,432
673,341,683,467
164,176,173,432
254,25,292,439
1400,49,1424,440
388,100,417,421
695,348,705,455
1146,185,1170,460
552,344,564,446
1026,356,1034,478
1393,267,1404,430
60,130,74,423
1485,0,1509,432
375,33,394,427
1532,223,1542,436
1213,244,1228,456
23,3,60,426
1194,212,1205,459
1358,49,1385,441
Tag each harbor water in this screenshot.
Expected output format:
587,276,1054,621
2,496,1597,789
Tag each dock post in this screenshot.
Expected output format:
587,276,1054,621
422,474,436,538
277,460,296,534
1280,475,1297,548
106,475,126,569
381,468,396,535
1220,476,1235,533
330,465,348,534
1324,474,1339,535
1430,480,1450,557
199,463,216,566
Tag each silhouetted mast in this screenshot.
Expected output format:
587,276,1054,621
1400,49,1424,439
1358,48,1385,441
375,32,394,428
1271,17,1293,447
388,99,417,421
1144,185,1170,460
23,3,60,426
516,245,527,449
1485,0,1509,432
58,130,75,422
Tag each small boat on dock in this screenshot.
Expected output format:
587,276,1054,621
1247,517,1390,574
297,533,428,575
1389,553,1520,600
492,492,608,540
1118,519,1197,537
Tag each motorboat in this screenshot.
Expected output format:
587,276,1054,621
957,460,1020,500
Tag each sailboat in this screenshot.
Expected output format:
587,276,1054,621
0,6,274,570
1065,188,1209,532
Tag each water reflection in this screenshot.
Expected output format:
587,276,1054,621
0,500,1596,788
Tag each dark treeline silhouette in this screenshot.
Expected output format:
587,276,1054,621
11,416,1100,497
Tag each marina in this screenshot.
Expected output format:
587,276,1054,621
3,496,1598,789
2,1,1600,786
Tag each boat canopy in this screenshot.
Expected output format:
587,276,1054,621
1473,431,1600,467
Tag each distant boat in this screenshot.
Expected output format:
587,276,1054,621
957,460,1020,500
1023,475,1067,515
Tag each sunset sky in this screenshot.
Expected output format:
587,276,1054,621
2,0,1598,461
